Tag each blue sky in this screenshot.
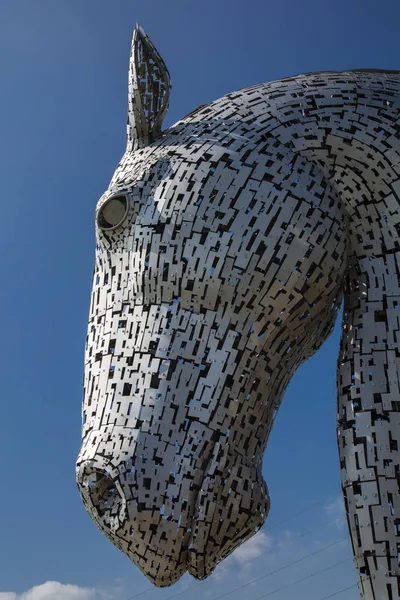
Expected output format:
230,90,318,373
0,0,399,598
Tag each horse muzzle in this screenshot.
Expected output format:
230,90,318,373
76,428,269,586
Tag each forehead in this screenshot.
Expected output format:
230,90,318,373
98,119,329,237
108,94,276,193
104,124,283,212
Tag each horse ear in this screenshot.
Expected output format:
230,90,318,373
127,25,171,151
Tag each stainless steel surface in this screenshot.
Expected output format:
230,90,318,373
76,26,400,597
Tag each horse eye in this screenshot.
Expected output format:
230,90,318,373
97,195,128,230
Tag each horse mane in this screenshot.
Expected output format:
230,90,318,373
179,68,400,123
340,68,400,74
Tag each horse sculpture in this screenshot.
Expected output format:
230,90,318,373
76,26,400,599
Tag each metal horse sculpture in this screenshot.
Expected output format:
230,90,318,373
76,27,400,599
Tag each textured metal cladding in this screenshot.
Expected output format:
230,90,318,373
76,26,400,599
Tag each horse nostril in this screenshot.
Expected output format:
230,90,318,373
78,466,126,529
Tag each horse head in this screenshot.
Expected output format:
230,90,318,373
76,27,400,593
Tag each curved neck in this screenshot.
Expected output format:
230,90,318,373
271,72,400,257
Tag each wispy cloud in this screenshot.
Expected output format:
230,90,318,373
325,495,346,530
232,532,273,564
192,499,356,600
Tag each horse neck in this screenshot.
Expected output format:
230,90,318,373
266,73,397,251
281,74,400,598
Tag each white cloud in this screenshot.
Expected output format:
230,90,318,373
0,582,105,600
231,531,273,564
212,558,233,581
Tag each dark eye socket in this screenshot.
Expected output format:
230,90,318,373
97,195,128,231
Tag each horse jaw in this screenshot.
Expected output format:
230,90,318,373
75,303,275,585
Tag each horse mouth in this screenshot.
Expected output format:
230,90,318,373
76,447,269,586
77,462,200,585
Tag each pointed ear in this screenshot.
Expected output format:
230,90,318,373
127,26,171,150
